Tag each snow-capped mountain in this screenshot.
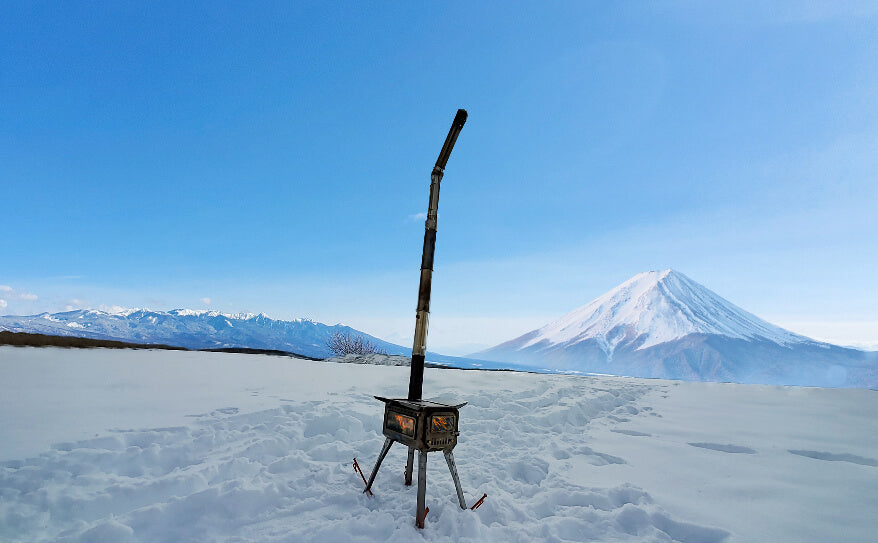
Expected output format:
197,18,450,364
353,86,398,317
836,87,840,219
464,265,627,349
0,308,407,359
509,270,809,354
476,270,876,388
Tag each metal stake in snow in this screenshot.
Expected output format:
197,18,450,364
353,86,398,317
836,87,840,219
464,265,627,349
359,110,474,530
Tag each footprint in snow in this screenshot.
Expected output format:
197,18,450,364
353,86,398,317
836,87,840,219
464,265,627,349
575,446,627,465
788,450,878,467
611,429,652,437
688,443,756,454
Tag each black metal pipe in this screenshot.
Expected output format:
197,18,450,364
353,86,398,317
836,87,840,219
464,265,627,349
435,109,468,171
408,109,467,401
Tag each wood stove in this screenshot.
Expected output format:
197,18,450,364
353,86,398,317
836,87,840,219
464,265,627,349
378,396,464,452
363,397,469,526
359,109,474,529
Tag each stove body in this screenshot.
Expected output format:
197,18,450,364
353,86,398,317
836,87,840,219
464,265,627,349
378,397,464,453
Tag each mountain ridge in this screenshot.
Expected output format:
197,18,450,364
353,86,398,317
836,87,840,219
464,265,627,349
475,270,876,388
0,308,497,368
0,308,401,360
517,269,812,355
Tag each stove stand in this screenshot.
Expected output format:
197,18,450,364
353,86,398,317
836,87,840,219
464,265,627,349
363,397,469,527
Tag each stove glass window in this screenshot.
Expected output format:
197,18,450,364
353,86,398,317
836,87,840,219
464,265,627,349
386,412,415,437
430,414,455,432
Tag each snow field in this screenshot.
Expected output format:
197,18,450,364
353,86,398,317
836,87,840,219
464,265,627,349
1,347,876,541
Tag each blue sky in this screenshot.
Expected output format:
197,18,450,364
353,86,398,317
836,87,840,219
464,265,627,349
2,2,877,353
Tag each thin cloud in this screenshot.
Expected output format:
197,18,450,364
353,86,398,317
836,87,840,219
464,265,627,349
98,305,128,314
64,299,88,311
0,285,38,301
408,212,427,221
776,1,878,23
201,297,212,305
0,300,7,309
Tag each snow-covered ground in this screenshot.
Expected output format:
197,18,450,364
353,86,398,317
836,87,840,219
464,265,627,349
1,347,876,542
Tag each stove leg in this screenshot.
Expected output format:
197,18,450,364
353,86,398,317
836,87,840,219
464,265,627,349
443,450,467,509
404,446,415,485
364,438,393,494
416,450,428,528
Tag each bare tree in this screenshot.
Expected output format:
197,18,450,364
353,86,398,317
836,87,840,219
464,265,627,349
325,330,387,356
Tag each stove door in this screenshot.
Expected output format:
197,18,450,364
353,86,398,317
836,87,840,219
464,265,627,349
385,411,416,438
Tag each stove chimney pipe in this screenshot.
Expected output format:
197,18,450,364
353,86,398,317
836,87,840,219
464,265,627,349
408,109,467,401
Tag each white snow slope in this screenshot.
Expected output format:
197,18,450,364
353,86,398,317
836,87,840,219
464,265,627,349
523,270,810,353
2,347,877,542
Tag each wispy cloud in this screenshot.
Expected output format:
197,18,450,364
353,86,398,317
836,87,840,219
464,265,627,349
408,212,427,222
201,297,212,305
774,1,878,23
773,320,878,351
0,285,38,301
98,305,128,314
660,0,878,25
0,300,7,309
65,299,88,311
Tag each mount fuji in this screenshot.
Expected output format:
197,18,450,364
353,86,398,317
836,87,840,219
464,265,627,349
475,270,877,388
0,309,408,360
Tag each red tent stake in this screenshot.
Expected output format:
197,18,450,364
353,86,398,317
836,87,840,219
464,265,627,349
417,507,430,529
353,458,373,496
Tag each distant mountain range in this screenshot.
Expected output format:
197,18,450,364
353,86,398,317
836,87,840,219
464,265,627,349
475,270,877,388
0,309,405,360
3,272,875,388
0,308,499,368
